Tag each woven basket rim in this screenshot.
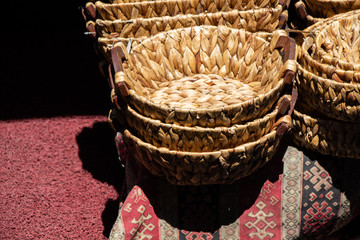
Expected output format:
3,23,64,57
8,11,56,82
121,26,290,113
297,62,360,87
301,8,360,32
305,0,360,3
95,0,287,8
94,7,284,41
126,103,279,131
300,42,360,83
96,7,283,25
123,127,278,156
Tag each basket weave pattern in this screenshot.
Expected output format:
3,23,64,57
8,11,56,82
116,26,294,127
123,128,281,185
292,104,360,159
304,0,360,18
125,104,278,152
296,10,360,122
82,0,296,185
295,0,360,26
96,9,283,39
95,0,283,21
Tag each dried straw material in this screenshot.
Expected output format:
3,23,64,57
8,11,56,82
94,0,288,21
296,64,360,122
295,0,360,25
296,10,360,122
95,9,284,39
122,115,291,185
92,8,287,63
292,105,360,159
312,13,360,72
114,26,296,127
98,0,285,5
124,103,278,152
303,0,360,18
297,10,360,82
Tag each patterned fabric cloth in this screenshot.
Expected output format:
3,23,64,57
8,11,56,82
110,133,360,240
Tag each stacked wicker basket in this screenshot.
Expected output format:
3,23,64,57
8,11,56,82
82,0,297,185
293,10,360,159
83,0,291,63
295,0,360,26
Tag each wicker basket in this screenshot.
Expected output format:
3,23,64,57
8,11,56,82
292,104,360,159
96,9,285,39
300,37,360,84
303,0,360,18
312,12,360,72
91,8,288,63
296,64,360,122
295,0,360,26
124,101,279,152
94,0,288,5
122,113,292,185
296,10,360,122
94,0,289,21
112,26,296,127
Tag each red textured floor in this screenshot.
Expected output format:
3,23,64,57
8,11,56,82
0,116,124,239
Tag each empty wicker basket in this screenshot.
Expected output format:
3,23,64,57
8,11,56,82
85,0,290,62
112,26,296,127
296,10,360,122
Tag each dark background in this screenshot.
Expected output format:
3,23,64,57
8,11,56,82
1,1,110,120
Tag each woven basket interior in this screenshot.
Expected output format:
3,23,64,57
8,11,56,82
121,26,286,111
313,12,360,70
298,10,360,83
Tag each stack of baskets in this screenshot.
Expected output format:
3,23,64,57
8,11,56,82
295,0,360,26
81,0,298,185
293,9,360,159
109,25,297,185
82,0,291,63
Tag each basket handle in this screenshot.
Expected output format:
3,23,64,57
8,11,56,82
111,43,130,97
85,2,96,19
273,85,298,136
295,1,321,24
274,35,296,84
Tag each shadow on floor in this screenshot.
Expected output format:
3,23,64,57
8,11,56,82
76,121,124,238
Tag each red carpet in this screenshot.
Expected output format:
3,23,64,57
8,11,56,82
0,116,124,239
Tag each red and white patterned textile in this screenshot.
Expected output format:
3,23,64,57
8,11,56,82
110,133,360,240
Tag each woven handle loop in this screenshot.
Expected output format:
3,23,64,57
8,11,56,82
85,2,96,19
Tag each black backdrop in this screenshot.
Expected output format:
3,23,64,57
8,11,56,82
1,1,110,120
